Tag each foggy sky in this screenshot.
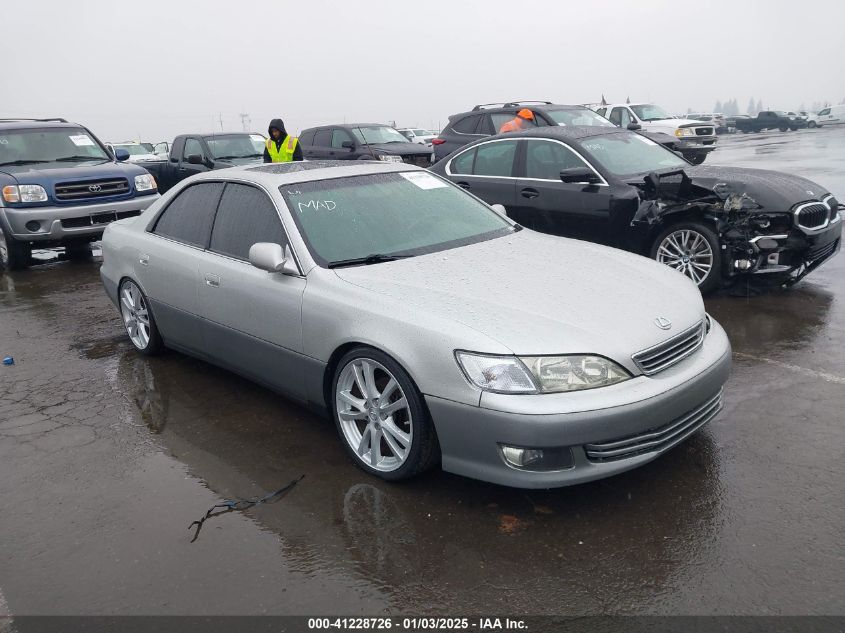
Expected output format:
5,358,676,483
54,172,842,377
2,0,843,143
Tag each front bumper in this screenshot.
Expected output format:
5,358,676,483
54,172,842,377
0,194,158,243
675,136,717,153
426,322,732,488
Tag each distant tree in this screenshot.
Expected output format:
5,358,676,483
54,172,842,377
756,99,764,113
747,97,756,115
687,107,693,114
823,100,830,107
714,100,723,113
799,102,806,112
812,101,821,112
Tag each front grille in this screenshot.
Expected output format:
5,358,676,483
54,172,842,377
55,178,129,201
403,155,432,167
808,238,838,263
695,127,714,136
824,195,839,214
584,390,722,462
795,202,829,230
632,320,705,376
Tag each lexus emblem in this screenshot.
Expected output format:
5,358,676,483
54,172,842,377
654,317,672,330
88,184,102,192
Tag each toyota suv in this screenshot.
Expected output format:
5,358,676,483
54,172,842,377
0,118,159,270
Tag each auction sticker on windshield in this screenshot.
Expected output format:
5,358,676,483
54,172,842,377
400,171,448,190
69,134,95,146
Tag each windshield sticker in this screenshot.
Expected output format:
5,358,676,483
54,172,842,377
69,134,95,147
0,139,8,145
250,134,265,142
297,199,336,214
400,171,448,190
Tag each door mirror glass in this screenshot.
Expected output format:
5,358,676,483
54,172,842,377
560,167,600,184
186,154,204,165
249,242,298,275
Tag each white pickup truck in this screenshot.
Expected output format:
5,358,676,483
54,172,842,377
590,103,718,164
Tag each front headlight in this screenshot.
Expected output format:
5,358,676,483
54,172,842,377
134,174,157,191
376,154,402,163
455,352,630,394
675,128,696,137
2,184,48,203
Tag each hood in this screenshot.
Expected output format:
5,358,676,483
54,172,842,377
268,118,287,139
368,142,432,156
685,165,831,210
333,229,704,365
672,118,712,127
0,160,147,184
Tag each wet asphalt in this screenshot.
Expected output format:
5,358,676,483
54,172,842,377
0,127,844,617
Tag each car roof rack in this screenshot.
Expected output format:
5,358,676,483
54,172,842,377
471,101,553,111
0,117,69,123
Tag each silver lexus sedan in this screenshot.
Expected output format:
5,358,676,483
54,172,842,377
100,161,731,488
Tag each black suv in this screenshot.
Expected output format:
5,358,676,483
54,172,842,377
432,101,618,162
299,124,433,166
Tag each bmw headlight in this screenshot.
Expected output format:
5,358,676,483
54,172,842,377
675,128,696,137
376,154,402,163
134,174,157,192
455,352,630,394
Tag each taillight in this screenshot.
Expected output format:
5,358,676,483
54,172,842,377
431,138,445,145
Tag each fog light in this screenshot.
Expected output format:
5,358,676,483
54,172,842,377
501,445,543,468
25,221,41,232
734,259,752,270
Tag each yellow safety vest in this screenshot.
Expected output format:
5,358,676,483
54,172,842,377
266,135,298,162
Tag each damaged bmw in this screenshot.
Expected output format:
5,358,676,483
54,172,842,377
430,127,842,293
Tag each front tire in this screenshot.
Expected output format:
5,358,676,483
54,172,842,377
0,226,31,271
650,222,722,294
332,347,439,481
686,153,707,165
808,121,818,128
118,279,163,355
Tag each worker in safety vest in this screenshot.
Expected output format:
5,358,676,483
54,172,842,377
263,118,303,163
498,109,535,133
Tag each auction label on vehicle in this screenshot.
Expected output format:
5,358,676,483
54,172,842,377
69,134,95,146
307,617,528,630
400,171,448,190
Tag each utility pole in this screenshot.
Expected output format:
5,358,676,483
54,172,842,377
217,113,224,132
239,113,251,132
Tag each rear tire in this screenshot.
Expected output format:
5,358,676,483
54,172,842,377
0,226,32,271
650,222,722,295
332,347,439,481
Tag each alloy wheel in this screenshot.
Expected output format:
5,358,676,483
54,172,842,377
120,281,151,350
335,358,413,472
656,229,714,286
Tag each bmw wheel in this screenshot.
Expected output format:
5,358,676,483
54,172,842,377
651,222,722,294
119,279,163,355
332,347,439,481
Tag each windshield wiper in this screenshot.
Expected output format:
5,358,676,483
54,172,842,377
55,155,108,162
0,159,50,166
328,253,412,268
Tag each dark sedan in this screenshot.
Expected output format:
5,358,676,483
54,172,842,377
430,127,841,293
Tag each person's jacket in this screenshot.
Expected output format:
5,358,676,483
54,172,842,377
263,118,304,162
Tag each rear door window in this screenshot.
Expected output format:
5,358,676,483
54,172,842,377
472,140,518,177
210,183,287,260
152,182,224,247
331,129,352,148
313,129,332,146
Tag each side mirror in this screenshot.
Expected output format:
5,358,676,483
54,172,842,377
114,148,130,162
627,122,642,131
490,203,508,217
186,154,204,165
560,167,601,185
249,242,298,275
341,140,355,150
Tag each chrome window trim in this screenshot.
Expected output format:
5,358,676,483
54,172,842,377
520,138,609,187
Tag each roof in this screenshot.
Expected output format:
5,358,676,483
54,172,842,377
0,119,79,130
188,160,425,187
302,123,392,132
506,125,627,141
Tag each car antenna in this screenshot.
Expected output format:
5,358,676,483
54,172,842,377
355,125,378,160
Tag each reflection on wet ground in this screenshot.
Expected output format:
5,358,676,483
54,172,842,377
1,129,844,616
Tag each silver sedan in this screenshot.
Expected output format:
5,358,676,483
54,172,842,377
100,161,731,488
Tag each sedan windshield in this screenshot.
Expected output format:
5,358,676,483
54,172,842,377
351,126,409,145
630,104,673,121
578,132,687,178
280,172,515,267
0,128,110,166
546,108,615,127
203,134,263,160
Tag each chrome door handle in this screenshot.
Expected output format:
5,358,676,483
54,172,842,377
204,273,220,288
139,253,149,265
